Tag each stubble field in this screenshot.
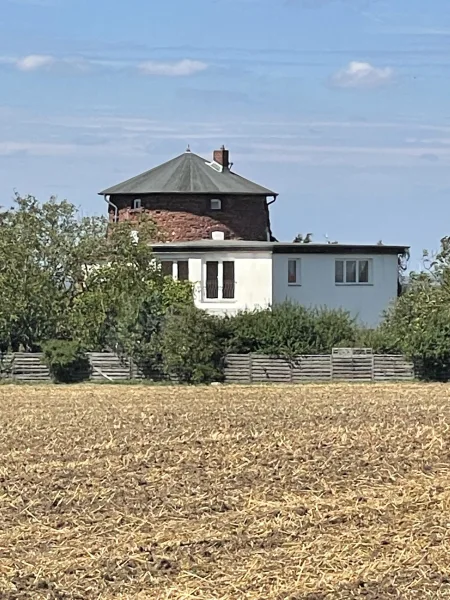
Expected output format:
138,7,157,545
1,383,450,599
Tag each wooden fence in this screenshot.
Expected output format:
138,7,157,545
0,349,415,383
0,352,133,383
224,349,414,383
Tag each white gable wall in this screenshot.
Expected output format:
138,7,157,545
154,251,273,315
272,253,398,327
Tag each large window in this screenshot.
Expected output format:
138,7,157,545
160,260,189,281
205,260,235,300
335,259,370,284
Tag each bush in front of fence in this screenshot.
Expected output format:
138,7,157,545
42,340,91,383
225,302,360,358
153,302,370,383
161,306,226,384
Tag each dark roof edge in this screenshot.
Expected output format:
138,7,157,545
272,244,409,255
151,242,409,255
98,191,278,197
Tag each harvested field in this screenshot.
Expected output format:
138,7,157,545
1,384,450,599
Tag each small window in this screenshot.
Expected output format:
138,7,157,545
210,198,222,211
161,261,173,277
346,260,357,283
133,198,142,210
288,259,300,285
161,260,189,280
211,230,225,240
335,259,371,284
359,260,369,283
177,261,189,281
223,261,235,299
206,261,219,299
335,260,344,284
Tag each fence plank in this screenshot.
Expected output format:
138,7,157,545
88,353,131,382
373,355,414,381
10,353,51,381
292,355,332,382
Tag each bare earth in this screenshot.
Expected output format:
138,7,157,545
1,384,450,599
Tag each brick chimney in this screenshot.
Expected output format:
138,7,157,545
213,145,230,169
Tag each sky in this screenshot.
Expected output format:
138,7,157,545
1,0,450,267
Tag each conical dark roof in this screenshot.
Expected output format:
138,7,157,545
99,151,276,196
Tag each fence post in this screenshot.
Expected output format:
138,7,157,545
330,354,334,381
129,357,134,380
249,354,253,384
88,353,93,381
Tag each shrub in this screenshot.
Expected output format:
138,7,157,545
308,307,358,353
161,306,226,384
227,302,359,357
42,340,90,383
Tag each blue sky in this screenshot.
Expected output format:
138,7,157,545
1,0,450,266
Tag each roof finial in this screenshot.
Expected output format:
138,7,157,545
186,144,191,153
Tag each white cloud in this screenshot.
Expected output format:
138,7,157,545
0,55,208,77
331,61,394,89
138,59,208,77
16,54,56,71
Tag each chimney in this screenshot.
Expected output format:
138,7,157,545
213,145,230,169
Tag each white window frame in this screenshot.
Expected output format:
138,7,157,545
202,258,236,302
287,258,301,286
335,258,372,285
133,198,142,210
210,198,222,211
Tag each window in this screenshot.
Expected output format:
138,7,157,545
206,261,219,298
205,260,235,300
335,259,370,284
208,161,223,173
160,260,189,281
161,261,173,277
288,259,300,285
210,198,222,210
133,198,142,210
223,261,235,299
177,261,189,281
211,230,225,240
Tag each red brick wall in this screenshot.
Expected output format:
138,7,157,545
108,194,272,242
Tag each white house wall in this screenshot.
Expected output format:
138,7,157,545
154,251,273,315
272,253,398,327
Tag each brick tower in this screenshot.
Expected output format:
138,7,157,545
99,146,278,242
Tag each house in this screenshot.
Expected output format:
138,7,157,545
99,146,277,242
100,147,408,327
152,240,408,327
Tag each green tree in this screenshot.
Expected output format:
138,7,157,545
0,195,192,362
69,217,193,367
0,195,106,351
380,238,450,379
